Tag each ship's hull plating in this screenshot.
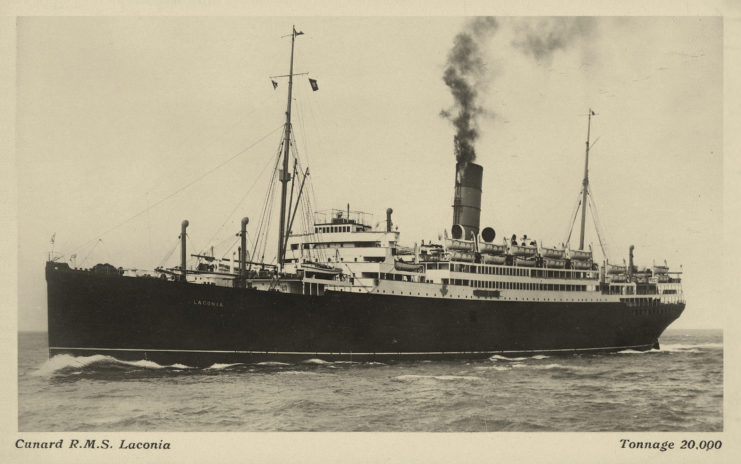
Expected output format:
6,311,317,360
46,264,684,366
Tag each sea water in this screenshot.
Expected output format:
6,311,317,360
18,329,722,432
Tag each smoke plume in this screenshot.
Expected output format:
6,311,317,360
441,17,595,164
441,17,499,164
511,17,595,63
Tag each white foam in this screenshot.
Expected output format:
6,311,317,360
514,363,565,370
120,359,165,369
616,349,646,354
205,363,243,370
490,355,528,362
301,358,332,365
660,343,722,352
33,354,169,376
169,363,192,369
661,347,700,353
256,361,291,366
33,354,104,376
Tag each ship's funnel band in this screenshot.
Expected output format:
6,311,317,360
452,162,483,239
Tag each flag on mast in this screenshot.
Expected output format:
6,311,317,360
271,80,278,90
308,78,319,91
50,233,55,245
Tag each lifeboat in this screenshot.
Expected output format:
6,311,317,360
570,260,592,270
479,242,507,255
543,258,566,269
514,257,536,267
302,261,343,274
449,251,475,262
569,249,592,261
511,245,537,257
541,247,565,259
394,260,423,273
445,238,474,252
482,254,506,264
607,264,626,275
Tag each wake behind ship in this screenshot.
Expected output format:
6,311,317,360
45,27,685,366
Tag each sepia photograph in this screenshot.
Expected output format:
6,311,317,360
5,5,738,463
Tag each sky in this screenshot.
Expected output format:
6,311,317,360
15,16,724,330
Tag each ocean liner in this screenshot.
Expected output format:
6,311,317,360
45,27,685,366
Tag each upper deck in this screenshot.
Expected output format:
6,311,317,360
280,206,683,303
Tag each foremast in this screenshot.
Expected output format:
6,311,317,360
277,26,303,270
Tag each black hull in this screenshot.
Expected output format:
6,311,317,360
46,263,684,366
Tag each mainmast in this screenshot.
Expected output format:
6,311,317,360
277,26,303,269
578,109,594,250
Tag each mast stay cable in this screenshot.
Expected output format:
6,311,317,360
564,190,584,247
66,123,285,259
587,185,610,262
199,133,285,256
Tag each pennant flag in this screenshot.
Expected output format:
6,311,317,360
590,109,596,115
271,80,278,90
50,233,56,245
308,78,319,91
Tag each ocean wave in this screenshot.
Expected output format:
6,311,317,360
276,370,320,375
474,365,511,371
489,354,549,362
33,354,192,376
660,343,722,352
513,363,565,370
393,374,481,382
301,358,332,365
615,343,722,355
256,361,291,366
